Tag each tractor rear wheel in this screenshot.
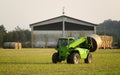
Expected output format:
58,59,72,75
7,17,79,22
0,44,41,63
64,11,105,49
52,52,59,63
71,53,80,64
84,53,92,64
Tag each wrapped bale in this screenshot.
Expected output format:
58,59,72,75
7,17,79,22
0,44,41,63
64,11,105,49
3,42,11,48
3,42,22,49
11,42,18,49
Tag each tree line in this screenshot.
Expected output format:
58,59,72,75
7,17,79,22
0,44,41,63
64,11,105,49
0,25,31,48
97,19,120,48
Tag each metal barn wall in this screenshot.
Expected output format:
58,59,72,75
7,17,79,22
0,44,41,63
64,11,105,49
32,30,94,48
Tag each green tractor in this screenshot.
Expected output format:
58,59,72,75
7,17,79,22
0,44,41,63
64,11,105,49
52,34,102,64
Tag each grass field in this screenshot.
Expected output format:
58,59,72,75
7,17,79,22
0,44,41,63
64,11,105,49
0,48,120,75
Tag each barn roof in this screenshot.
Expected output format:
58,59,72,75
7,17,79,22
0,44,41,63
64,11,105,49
30,15,97,27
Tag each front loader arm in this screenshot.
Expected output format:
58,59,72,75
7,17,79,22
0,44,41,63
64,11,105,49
68,37,87,49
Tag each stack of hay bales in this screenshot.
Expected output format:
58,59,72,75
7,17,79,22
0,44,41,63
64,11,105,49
100,35,113,49
3,42,22,49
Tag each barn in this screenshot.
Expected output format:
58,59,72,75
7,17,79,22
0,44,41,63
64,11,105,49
30,15,97,48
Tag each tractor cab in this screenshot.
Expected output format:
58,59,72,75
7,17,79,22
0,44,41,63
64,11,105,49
57,37,74,47
56,37,75,60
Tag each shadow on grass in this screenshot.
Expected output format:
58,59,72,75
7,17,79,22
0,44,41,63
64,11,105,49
0,62,53,64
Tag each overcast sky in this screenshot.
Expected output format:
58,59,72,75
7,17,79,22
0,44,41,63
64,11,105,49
0,0,120,31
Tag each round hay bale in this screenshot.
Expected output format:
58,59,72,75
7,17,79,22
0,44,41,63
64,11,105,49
3,42,11,48
9,42,17,49
3,42,22,49
18,43,22,49
87,34,102,52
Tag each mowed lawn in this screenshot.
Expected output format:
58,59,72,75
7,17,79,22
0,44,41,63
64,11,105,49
0,48,120,75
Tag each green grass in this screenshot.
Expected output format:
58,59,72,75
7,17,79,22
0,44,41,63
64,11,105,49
0,48,120,75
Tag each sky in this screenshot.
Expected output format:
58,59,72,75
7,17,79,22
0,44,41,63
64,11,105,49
0,0,120,31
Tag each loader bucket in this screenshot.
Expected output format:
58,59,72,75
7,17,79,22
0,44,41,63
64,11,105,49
87,34,102,52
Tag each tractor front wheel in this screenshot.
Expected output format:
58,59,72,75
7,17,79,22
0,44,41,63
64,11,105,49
52,53,59,63
84,53,92,64
71,53,80,64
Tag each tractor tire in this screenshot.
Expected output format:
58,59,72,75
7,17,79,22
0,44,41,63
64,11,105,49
71,53,80,64
52,52,59,63
84,53,92,64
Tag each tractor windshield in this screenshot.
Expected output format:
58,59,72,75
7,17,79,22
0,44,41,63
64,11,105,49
69,39,74,44
58,39,68,46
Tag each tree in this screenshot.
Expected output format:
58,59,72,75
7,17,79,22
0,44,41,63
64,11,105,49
0,25,6,47
0,32,4,47
118,37,120,48
0,25,6,34
97,19,120,48
4,26,31,48
21,32,27,47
